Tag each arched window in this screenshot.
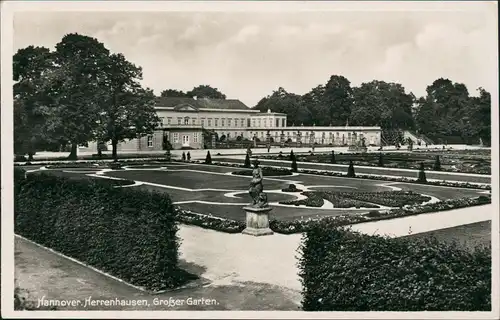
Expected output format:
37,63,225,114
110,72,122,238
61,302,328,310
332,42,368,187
184,117,190,125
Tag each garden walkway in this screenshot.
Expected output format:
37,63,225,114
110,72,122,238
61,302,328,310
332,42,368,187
14,204,493,311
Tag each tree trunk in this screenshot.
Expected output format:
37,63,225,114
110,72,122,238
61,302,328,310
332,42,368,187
112,139,118,162
67,143,78,160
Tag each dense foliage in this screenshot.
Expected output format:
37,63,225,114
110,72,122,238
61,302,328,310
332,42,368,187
299,227,491,311
14,169,189,291
256,77,490,146
279,191,431,209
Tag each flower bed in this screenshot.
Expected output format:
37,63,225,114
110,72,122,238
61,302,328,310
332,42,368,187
174,208,245,233
337,191,431,207
270,195,491,234
319,192,380,208
231,167,293,176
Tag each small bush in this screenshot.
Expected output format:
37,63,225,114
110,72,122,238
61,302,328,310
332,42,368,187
367,210,380,217
182,152,186,161
377,152,384,167
331,150,336,164
299,227,491,311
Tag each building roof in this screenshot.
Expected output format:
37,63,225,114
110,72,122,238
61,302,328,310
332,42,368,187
155,97,252,111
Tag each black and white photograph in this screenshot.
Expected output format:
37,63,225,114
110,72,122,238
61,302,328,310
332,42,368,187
1,1,498,318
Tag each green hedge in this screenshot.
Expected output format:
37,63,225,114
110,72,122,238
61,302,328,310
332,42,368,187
299,227,491,311
14,168,190,291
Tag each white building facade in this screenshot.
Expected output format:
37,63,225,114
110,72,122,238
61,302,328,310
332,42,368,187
84,97,382,151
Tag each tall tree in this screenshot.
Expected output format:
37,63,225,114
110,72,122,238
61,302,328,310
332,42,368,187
160,89,190,98
321,75,354,126
96,53,159,161
13,46,56,160
187,85,226,99
351,81,414,129
50,33,111,159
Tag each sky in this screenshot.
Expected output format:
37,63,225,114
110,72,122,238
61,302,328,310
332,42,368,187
12,2,498,107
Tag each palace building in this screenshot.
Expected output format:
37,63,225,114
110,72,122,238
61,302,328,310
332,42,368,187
85,96,382,152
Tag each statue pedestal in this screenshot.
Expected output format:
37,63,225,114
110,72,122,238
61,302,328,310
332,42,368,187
242,206,274,236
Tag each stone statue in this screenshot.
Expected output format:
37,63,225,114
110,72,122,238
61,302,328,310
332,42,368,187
248,159,268,208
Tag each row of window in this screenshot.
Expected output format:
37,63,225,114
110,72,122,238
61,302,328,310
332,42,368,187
146,132,200,146
157,116,287,128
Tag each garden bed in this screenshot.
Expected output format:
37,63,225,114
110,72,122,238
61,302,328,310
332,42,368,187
232,167,293,176
271,195,491,234
194,160,491,190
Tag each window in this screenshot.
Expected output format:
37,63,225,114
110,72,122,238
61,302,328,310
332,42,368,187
193,133,199,143
264,119,267,127
247,119,251,127
192,118,196,125
221,118,225,127
158,117,164,128
177,117,182,125
282,118,286,127
173,133,179,143
184,117,189,125
269,119,272,127
208,118,212,127
201,119,205,127
227,132,231,139
241,119,245,127
276,119,280,127
167,117,172,125
252,119,255,127
215,118,219,127
147,135,153,147
258,119,261,127
287,132,290,137
228,118,232,127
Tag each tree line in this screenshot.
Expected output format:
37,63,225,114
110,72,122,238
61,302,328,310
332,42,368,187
14,33,491,161
252,76,491,145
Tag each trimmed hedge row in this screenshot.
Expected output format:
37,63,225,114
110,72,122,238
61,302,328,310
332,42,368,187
14,168,190,291
299,227,491,311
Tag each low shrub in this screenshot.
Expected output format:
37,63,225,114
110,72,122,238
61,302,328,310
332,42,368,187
14,172,191,291
299,227,491,311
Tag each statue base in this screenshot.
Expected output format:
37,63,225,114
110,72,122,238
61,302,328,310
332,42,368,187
242,206,274,236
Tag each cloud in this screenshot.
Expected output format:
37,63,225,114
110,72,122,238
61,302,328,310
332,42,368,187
13,7,497,106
